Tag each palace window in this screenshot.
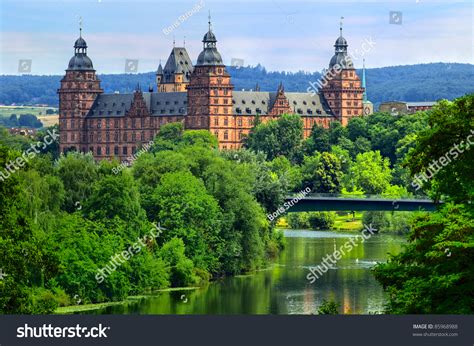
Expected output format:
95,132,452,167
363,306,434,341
141,132,145,141
97,121,101,129
238,131,243,140
123,147,128,155
106,119,110,128
237,118,242,126
97,147,102,155
114,146,119,155
114,132,118,141
223,131,228,140
214,130,218,138
123,132,128,141
224,117,228,126
106,132,110,141
132,119,136,127
132,133,136,141
115,119,119,128
214,117,219,126
106,147,110,155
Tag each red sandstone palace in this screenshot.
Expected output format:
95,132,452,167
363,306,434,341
58,19,371,160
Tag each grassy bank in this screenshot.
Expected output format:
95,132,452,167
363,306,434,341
277,212,364,232
55,287,200,314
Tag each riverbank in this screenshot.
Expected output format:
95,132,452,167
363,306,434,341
277,212,364,232
55,287,200,314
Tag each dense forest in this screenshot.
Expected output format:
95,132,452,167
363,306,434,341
0,63,472,107
0,94,472,314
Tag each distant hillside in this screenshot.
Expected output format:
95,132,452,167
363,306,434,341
0,63,472,108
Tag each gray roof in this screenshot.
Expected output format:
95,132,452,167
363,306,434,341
232,91,332,117
87,90,332,119
406,101,436,107
162,47,193,83
144,92,187,116
87,92,187,118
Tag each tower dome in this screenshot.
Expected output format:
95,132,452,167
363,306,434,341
67,30,94,71
328,20,353,69
196,15,223,66
74,36,87,49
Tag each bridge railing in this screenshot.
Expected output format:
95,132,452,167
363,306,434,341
286,193,432,201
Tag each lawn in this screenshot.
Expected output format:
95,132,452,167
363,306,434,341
0,106,59,127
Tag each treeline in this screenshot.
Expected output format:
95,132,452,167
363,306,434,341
0,114,43,128
1,63,472,106
0,124,285,313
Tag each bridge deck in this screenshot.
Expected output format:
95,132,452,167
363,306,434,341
284,195,440,212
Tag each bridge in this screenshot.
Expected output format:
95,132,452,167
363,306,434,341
284,194,441,212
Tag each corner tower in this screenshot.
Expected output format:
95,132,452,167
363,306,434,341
321,19,364,125
58,26,103,153
186,16,234,149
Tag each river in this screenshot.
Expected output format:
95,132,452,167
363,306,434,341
89,230,405,314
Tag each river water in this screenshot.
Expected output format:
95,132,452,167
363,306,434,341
92,230,405,314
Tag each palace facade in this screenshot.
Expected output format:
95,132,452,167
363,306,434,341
58,20,369,160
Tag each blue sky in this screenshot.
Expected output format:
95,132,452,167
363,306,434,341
0,0,472,75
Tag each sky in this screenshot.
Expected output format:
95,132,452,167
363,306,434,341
0,0,472,75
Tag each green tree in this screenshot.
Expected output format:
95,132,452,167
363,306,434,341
244,114,303,162
347,151,392,194
373,204,473,313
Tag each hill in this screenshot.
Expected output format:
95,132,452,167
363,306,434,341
0,63,472,108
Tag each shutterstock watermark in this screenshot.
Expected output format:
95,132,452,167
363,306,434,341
307,37,376,95
17,323,110,338
112,140,153,175
411,129,474,190
306,224,377,283
267,187,311,222
95,223,166,283
162,0,205,36
0,129,59,182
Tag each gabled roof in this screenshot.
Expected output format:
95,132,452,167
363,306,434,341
162,47,194,83
86,92,187,118
232,91,333,117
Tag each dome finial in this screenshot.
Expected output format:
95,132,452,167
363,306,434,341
340,16,344,36
208,10,212,31
79,16,83,37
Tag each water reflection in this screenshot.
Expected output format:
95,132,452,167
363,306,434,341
89,230,404,315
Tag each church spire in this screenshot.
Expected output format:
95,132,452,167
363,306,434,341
362,59,367,102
